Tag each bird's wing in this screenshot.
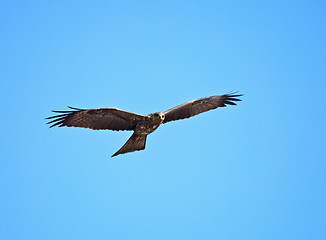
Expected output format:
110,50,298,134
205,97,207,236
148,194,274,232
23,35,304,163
46,107,146,131
163,92,243,124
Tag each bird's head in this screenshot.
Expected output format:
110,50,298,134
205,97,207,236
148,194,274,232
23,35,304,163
152,112,165,121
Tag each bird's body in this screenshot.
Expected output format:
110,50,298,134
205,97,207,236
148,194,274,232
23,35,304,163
47,92,242,157
134,112,165,135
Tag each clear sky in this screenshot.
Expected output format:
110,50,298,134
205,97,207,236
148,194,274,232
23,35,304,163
1,1,326,239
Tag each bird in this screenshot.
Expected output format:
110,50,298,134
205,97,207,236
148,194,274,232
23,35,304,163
47,92,243,157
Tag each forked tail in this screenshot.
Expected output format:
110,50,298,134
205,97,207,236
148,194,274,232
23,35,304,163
112,132,147,157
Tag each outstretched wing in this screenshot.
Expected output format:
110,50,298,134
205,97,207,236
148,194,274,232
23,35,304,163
46,107,146,131
163,92,243,124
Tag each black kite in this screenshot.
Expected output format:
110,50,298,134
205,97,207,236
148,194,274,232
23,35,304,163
47,92,243,157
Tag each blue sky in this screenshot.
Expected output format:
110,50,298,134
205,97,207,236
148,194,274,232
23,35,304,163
1,1,326,239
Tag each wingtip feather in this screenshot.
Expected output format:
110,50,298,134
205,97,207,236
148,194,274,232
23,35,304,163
67,106,83,111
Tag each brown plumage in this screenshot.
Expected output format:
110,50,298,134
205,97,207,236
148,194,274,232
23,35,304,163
47,92,243,157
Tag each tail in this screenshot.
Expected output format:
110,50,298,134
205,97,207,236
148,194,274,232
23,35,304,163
111,132,147,157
